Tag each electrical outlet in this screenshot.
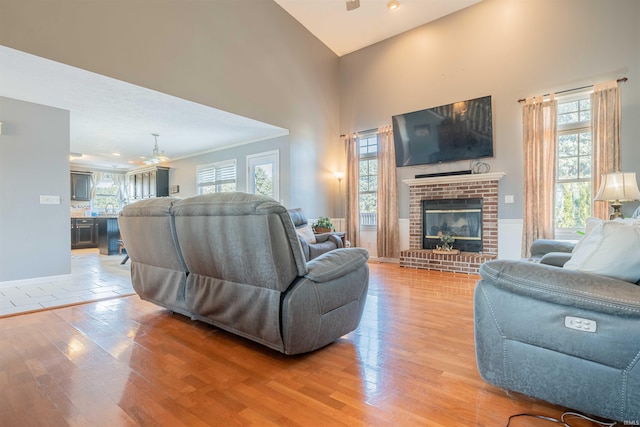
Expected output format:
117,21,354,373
505,195,515,204
40,195,60,205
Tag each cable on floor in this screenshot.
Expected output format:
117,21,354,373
505,411,618,426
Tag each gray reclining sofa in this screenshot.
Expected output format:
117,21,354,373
475,242,640,421
119,192,369,355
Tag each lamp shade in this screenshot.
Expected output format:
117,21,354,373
595,172,640,202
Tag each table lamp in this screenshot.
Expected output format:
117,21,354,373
594,172,640,219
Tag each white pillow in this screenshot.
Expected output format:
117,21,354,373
296,224,317,244
564,220,640,282
583,217,603,236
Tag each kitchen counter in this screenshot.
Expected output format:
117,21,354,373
97,217,122,255
71,215,120,219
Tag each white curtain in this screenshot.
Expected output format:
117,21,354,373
521,95,557,257
113,173,127,208
592,80,622,219
376,126,400,258
345,134,360,248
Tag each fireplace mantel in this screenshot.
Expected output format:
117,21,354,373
403,172,505,187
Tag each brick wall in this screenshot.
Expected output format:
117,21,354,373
401,175,502,274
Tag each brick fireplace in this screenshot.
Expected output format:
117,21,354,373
400,172,505,274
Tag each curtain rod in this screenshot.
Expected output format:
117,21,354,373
339,127,379,138
517,77,627,103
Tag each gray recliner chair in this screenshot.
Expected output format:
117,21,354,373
288,207,343,261
119,192,369,355
475,249,640,421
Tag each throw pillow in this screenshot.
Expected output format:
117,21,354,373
296,225,317,244
583,217,603,237
564,219,640,283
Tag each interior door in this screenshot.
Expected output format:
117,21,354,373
247,150,279,202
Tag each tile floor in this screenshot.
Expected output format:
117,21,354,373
0,248,134,317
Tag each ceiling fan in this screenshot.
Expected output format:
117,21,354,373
346,0,360,11
346,0,399,12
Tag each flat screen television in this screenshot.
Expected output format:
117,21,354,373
392,95,493,167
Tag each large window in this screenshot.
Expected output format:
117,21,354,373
196,159,237,194
359,134,378,225
555,94,592,239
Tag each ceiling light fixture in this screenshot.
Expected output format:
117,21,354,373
346,0,360,11
143,133,169,165
386,0,400,11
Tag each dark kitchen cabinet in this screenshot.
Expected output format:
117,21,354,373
126,167,169,201
71,172,92,201
71,218,98,249
97,217,121,255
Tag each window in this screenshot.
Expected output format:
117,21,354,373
196,159,237,194
555,94,592,239
359,134,378,225
93,172,125,213
93,182,121,212
247,150,279,201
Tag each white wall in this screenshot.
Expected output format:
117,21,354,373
0,97,71,281
0,0,342,219
339,0,640,258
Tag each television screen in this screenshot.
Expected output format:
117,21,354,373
392,95,493,167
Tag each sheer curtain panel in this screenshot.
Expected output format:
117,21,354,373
522,95,557,257
376,126,400,258
345,134,360,248
592,80,622,219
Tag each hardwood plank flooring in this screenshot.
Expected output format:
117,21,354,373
0,262,607,426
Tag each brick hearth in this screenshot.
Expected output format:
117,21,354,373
400,172,505,274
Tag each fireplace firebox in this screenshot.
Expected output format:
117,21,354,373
423,198,483,252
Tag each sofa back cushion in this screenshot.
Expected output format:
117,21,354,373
564,219,640,283
119,197,186,272
118,197,189,311
172,193,308,292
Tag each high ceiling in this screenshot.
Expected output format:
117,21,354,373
274,0,481,56
0,0,481,171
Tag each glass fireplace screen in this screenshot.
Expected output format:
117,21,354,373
423,198,483,252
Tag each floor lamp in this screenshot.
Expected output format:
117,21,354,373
334,171,345,231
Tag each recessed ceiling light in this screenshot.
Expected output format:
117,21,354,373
387,0,400,11
112,152,121,156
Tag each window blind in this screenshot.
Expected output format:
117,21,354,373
196,160,237,193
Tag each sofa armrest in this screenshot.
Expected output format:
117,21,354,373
479,259,640,316
305,248,368,282
314,232,344,248
530,239,576,257
281,248,369,354
539,252,573,267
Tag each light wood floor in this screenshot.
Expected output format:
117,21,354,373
0,262,605,426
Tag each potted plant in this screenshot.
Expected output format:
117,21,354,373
439,233,455,251
312,217,334,233
433,232,458,254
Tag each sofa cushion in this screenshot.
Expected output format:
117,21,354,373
296,224,317,244
564,219,640,283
